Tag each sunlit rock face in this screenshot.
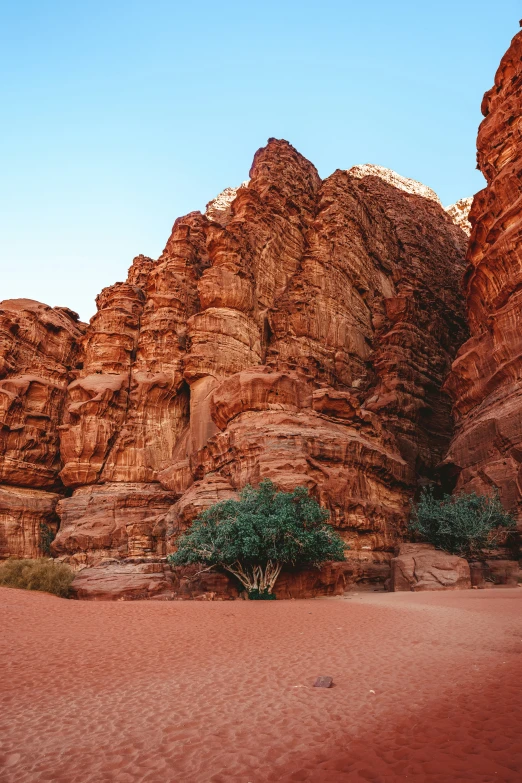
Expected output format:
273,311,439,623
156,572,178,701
444,29,522,522
445,197,473,235
0,299,85,557
205,182,249,226
0,140,468,589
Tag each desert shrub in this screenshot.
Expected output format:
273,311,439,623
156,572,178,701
0,559,74,598
168,479,346,598
410,487,517,558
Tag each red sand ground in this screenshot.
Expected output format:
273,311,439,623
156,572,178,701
1,587,522,783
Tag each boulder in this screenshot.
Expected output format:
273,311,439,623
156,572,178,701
391,543,471,592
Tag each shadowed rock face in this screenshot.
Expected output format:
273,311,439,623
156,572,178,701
444,30,522,524
1,140,468,587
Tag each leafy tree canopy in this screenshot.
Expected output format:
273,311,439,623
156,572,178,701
168,480,346,597
410,487,516,558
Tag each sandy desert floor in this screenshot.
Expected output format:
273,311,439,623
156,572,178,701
1,586,522,783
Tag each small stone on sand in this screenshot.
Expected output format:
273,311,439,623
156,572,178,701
314,676,333,688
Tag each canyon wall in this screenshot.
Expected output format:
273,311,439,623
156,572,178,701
444,28,522,529
1,140,469,595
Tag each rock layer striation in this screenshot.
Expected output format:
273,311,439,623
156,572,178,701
0,300,85,558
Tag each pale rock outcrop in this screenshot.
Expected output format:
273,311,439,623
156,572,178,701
445,197,473,235
205,182,249,226
348,164,441,203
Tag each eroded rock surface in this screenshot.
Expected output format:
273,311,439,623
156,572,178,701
391,543,471,591
0,485,62,559
0,299,85,557
0,299,84,489
70,559,179,601
444,30,522,529
1,140,468,595
53,483,176,565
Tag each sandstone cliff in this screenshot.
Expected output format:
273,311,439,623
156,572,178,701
1,140,468,593
444,29,522,527
0,300,85,557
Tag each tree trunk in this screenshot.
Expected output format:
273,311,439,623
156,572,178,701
224,561,283,595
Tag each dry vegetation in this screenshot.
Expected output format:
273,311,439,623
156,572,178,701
0,559,74,598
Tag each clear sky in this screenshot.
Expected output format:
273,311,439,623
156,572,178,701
1,1,519,321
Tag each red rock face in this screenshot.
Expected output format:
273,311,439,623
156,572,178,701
1,140,468,593
0,299,84,557
0,299,84,488
444,30,522,524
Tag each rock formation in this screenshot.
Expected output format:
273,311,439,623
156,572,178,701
0,300,85,558
445,197,473,236
444,29,522,530
205,182,249,225
391,543,471,591
348,164,441,203
1,140,469,595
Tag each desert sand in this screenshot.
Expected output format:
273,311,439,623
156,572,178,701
1,587,522,782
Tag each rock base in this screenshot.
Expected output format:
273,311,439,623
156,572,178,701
70,556,391,600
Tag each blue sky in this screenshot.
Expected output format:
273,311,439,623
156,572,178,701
1,1,519,321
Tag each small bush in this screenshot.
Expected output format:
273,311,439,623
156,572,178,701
0,559,74,598
410,487,517,558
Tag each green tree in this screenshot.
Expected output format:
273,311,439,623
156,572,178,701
410,487,516,558
39,523,56,557
168,480,346,598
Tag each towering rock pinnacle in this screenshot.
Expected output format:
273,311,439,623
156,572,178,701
444,29,522,521
1,138,468,593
